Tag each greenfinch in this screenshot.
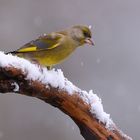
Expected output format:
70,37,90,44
9,25,94,69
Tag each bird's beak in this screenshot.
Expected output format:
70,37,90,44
85,38,95,46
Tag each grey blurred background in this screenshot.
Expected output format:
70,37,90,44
0,0,139,139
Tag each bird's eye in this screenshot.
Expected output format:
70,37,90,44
83,31,91,38
83,32,88,37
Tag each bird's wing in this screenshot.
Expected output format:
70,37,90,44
16,33,62,53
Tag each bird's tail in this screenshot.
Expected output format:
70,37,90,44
5,51,17,55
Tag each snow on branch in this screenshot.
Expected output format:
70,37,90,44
0,52,132,140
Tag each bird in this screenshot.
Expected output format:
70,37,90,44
8,25,94,70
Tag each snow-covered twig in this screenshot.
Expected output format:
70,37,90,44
0,52,132,140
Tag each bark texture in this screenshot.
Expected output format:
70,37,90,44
0,66,132,140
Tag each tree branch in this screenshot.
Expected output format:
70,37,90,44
0,52,132,140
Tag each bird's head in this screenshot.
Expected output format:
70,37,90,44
69,25,94,47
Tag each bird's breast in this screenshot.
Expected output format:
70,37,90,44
35,43,77,66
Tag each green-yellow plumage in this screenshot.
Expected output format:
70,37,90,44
9,25,94,69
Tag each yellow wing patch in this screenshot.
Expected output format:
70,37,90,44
17,33,62,53
46,43,60,50
17,46,37,52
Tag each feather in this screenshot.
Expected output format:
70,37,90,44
16,33,62,53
